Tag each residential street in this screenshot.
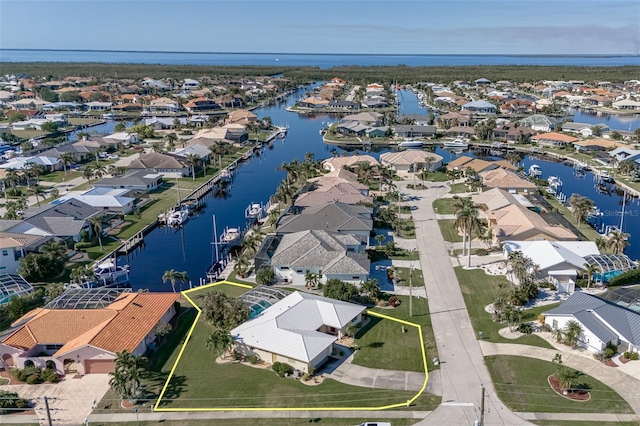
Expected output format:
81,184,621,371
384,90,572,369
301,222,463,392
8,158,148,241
398,179,533,426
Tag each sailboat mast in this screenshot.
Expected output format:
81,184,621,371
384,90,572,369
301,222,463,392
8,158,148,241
620,191,626,231
212,215,219,262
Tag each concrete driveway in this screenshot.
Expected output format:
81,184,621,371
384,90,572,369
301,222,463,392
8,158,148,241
0,374,110,425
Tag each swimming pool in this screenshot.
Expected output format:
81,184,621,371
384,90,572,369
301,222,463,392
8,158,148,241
248,300,273,318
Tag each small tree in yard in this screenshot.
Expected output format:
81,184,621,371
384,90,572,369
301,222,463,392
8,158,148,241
256,266,276,285
108,350,147,403
323,279,358,302
154,323,173,344
562,320,583,347
0,390,29,414
202,291,249,329
552,354,581,393
206,329,234,360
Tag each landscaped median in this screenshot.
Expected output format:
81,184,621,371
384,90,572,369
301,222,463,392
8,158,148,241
153,281,440,412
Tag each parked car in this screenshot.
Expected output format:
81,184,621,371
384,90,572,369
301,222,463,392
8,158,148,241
359,423,392,426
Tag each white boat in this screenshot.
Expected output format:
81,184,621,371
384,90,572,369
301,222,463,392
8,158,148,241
167,209,189,226
443,137,469,148
245,202,263,219
545,186,556,195
66,261,130,289
218,169,232,182
528,164,542,177
220,227,241,244
102,113,116,120
398,138,424,148
547,176,562,186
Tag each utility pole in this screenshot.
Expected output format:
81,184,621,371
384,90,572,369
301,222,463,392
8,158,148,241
480,385,486,426
44,396,53,426
409,257,413,317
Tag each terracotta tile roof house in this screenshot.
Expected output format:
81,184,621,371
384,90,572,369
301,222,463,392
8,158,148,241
322,155,379,173
531,132,579,147
479,168,537,193
294,169,371,207
227,109,258,125
574,138,624,152
0,292,178,375
184,97,220,112
128,152,189,178
380,151,443,173
446,126,476,137
472,189,577,243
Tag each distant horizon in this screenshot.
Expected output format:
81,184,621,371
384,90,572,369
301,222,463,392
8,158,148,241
1,48,639,58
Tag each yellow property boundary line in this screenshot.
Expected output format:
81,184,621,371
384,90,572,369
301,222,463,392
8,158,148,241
154,281,429,412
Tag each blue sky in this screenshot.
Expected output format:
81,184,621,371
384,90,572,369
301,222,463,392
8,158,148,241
1,0,639,55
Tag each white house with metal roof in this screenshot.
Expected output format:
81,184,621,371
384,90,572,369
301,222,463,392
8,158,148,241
231,291,365,373
544,292,640,353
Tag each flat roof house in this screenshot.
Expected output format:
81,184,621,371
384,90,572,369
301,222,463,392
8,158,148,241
231,291,365,373
0,292,178,375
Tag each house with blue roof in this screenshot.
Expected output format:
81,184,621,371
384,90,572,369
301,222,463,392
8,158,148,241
544,292,640,353
461,100,497,114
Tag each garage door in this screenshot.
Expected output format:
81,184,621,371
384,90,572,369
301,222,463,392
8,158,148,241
84,359,115,374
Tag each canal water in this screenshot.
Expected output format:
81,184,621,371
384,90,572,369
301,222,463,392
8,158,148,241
120,88,640,291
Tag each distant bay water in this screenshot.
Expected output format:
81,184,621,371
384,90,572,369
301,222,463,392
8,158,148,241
1,49,640,68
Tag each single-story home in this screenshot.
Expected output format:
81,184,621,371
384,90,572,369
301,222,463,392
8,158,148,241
103,132,139,146
447,156,517,174
461,100,497,114
93,170,162,191
394,125,436,138
531,132,579,147
277,202,373,245
479,168,537,193
231,291,365,373
53,187,137,215
322,155,379,173
544,292,640,353
562,122,610,137
184,98,220,112
518,115,560,132
503,240,600,293
0,292,178,375
380,150,443,173
128,152,190,178
341,112,383,127
271,230,369,286
574,138,624,152
294,169,371,207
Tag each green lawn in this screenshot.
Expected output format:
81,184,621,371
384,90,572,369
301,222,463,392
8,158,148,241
90,420,420,426
83,236,122,260
68,117,104,126
432,197,469,215
0,377,8,385
11,129,48,139
455,267,556,348
354,295,439,372
40,170,83,183
396,218,416,239
437,219,462,243
449,183,470,194
486,356,633,413
422,171,449,182
154,285,439,410
394,267,424,287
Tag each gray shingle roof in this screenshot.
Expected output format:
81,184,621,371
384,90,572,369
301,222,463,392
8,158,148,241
22,199,100,237
94,170,162,188
277,202,372,234
545,292,640,345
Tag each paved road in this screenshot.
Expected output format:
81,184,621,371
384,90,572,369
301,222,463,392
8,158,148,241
398,180,532,426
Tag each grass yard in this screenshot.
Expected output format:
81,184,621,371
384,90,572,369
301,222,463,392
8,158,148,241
422,170,448,182
393,267,424,287
159,308,439,410
68,117,104,126
449,182,471,194
544,196,600,242
486,356,633,413
90,420,420,426
437,219,462,243
396,218,416,239
353,294,439,372
432,197,469,215
152,284,439,411
0,377,8,385
39,170,83,183
455,267,557,348
11,129,48,139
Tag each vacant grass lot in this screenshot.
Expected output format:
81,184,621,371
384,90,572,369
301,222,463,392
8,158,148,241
354,294,438,372
455,267,557,348
154,284,439,410
533,422,638,426
485,356,633,414
437,219,463,243
90,420,419,426
40,170,83,183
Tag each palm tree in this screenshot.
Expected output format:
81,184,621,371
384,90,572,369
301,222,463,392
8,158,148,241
164,132,178,151
360,279,381,301
568,194,594,229
374,233,386,247
60,153,75,177
241,232,262,256
185,153,201,181
26,184,46,207
555,365,581,393
452,197,473,256
618,159,636,176
607,229,631,254
582,263,600,289
304,271,321,289
89,215,106,250
162,269,179,292
346,323,358,338
551,327,564,343
83,165,95,183
234,256,251,278
50,188,59,199
206,329,234,360
563,320,583,347
267,207,281,226
108,350,147,402
177,270,189,292
92,164,107,180
40,240,66,260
